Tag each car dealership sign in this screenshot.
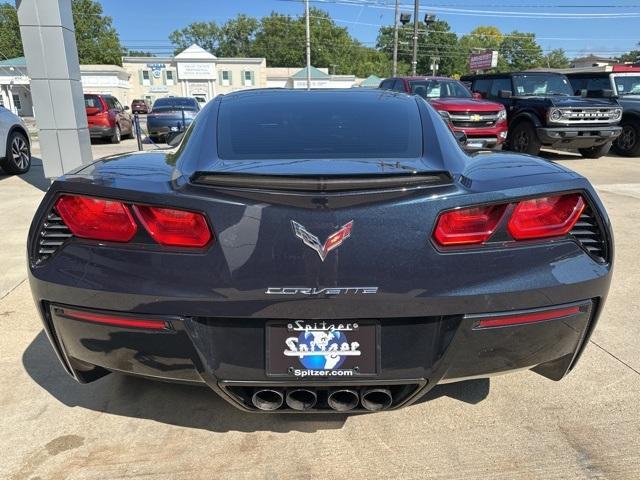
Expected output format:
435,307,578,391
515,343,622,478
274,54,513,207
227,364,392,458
469,51,499,71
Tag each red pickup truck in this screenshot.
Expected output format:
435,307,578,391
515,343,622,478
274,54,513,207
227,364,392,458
379,76,508,150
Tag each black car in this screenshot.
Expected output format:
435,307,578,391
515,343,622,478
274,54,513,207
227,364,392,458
461,72,622,158
146,97,199,143
27,89,612,413
559,66,640,157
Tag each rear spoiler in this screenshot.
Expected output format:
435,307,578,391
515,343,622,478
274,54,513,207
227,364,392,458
190,172,452,193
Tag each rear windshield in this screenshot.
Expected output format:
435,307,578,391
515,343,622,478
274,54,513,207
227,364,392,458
84,95,103,110
217,93,423,159
152,97,198,112
409,79,472,99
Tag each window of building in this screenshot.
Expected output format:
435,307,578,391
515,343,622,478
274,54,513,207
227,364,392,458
142,70,151,86
165,70,174,86
12,94,21,110
221,70,231,87
243,70,254,87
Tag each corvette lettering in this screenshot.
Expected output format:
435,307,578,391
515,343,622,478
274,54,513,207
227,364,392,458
265,287,378,295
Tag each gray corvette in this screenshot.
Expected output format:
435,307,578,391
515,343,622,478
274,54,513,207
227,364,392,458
27,89,612,413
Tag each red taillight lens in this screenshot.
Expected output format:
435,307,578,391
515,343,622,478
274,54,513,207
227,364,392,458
476,305,581,329
133,205,212,247
433,204,507,246
508,194,585,240
55,195,137,242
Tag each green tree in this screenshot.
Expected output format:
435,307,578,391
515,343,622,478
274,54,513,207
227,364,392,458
169,21,220,55
124,49,154,57
0,3,22,59
542,48,570,68
377,19,461,76
71,0,123,65
218,14,259,57
251,13,303,66
499,31,543,71
0,1,123,65
618,43,640,64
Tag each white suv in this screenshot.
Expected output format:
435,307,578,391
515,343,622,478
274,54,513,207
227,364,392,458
0,107,31,175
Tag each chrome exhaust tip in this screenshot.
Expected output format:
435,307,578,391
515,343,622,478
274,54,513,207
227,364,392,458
327,389,359,412
360,388,393,411
251,388,284,411
285,388,318,411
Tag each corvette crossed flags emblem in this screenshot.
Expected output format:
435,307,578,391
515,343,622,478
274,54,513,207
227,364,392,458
291,220,354,262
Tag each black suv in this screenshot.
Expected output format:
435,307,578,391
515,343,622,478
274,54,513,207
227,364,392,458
560,66,640,157
461,72,622,158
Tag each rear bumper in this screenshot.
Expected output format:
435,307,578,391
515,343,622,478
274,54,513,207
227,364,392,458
32,278,604,412
88,125,115,138
537,125,622,148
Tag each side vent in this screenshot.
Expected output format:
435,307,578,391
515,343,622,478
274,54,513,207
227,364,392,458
570,204,608,263
35,207,73,264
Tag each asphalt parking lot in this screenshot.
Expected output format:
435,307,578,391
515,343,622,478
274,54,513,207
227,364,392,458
1,141,639,479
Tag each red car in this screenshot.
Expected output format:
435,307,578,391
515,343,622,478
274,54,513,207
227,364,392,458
380,76,508,149
84,94,134,144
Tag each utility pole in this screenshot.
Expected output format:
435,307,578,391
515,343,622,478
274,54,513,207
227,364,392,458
411,0,419,76
305,0,311,90
392,0,399,77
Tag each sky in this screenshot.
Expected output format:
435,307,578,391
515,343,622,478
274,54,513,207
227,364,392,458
99,0,640,60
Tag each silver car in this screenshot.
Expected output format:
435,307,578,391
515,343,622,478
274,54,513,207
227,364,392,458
0,106,31,175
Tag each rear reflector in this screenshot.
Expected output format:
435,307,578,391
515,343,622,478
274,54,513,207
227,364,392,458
55,195,137,242
508,194,585,240
476,306,581,328
133,205,212,247
433,204,507,246
59,308,167,330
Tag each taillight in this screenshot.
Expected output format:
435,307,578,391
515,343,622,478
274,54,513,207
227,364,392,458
55,195,137,242
507,194,585,240
433,204,506,246
133,205,211,247
58,308,167,330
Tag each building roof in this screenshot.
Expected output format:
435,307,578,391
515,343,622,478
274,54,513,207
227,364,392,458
571,54,617,64
291,66,330,79
175,44,216,60
359,75,382,87
0,56,26,67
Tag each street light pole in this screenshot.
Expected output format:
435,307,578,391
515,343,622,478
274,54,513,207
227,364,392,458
392,0,399,77
305,0,311,90
411,0,419,76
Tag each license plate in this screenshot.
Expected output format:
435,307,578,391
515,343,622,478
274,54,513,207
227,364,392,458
266,320,378,377
170,126,179,132
466,141,484,148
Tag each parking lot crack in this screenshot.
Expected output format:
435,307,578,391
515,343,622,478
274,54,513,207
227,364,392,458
0,278,26,302
589,339,640,376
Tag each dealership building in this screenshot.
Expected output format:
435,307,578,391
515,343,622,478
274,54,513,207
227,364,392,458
0,44,366,117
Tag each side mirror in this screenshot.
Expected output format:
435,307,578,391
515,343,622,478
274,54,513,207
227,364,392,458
472,92,482,100
453,130,467,146
166,131,185,147
498,90,512,99
601,89,615,98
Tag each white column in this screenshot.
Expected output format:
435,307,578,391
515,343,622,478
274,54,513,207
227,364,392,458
17,0,92,178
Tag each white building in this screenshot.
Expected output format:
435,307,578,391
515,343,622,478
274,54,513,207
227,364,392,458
266,66,357,89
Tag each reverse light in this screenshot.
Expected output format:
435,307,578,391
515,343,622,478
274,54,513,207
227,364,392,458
133,205,212,247
508,194,585,240
59,308,167,330
434,204,507,246
55,195,137,242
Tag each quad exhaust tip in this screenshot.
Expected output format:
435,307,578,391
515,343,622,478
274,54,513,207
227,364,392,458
252,388,284,411
285,388,318,411
327,389,359,412
360,388,393,411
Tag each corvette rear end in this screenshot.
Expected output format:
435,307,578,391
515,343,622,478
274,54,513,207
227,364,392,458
28,89,613,413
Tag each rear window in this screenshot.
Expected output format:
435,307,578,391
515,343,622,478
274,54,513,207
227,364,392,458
217,93,423,159
152,97,198,112
84,95,102,110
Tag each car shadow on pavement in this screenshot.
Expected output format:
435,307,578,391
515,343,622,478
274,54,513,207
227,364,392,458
0,157,50,192
23,330,489,431
22,330,348,433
